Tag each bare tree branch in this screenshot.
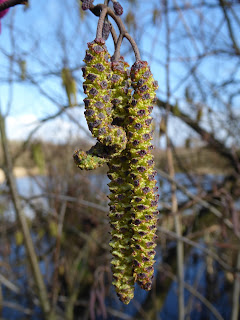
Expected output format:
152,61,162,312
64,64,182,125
156,98,240,173
0,113,52,319
0,0,27,11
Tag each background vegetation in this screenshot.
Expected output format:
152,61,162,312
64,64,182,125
0,0,240,319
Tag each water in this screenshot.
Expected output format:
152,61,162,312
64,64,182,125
0,173,233,319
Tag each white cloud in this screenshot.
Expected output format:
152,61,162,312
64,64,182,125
7,114,39,140
6,110,89,143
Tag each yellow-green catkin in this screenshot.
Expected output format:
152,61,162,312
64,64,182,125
107,57,135,304
61,67,77,106
73,142,110,170
73,39,127,170
73,44,160,301
127,60,159,291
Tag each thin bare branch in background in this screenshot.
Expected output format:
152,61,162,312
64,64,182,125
164,1,184,318
0,0,240,318
0,0,27,12
0,113,52,319
231,250,240,320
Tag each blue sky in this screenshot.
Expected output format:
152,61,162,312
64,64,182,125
0,0,239,147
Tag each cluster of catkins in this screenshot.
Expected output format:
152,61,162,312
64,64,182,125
73,38,159,304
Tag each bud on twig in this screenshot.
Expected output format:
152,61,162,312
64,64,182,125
81,0,94,11
102,20,112,40
113,1,123,15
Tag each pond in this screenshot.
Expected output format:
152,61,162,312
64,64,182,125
0,173,232,319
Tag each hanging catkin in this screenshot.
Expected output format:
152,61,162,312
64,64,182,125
73,40,160,304
73,39,127,170
127,60,159,290
107,57,134,304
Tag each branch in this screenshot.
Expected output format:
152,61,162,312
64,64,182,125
51,201,67,310
0,273,20,294
219,0,240,55
231,250,240,320
112,33,123,61
160,267,224,320
164,1,184,316
184,281,224,320
0,113,52,319
157,168,240,239
157,98,240,173
22,192,108,213
0,301,32,315
109,22,118,47
0,0,27,11
158,226,238,273
90,3,141,61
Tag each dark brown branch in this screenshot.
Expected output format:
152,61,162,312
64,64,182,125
158,226,239,272
92,3,141,61
123,32,140,61
157,98,240,174
219,0,240,54
105,5,140,60
157,168,239,237
112,33,123,61
0,113,52,318
96,6,108,40
89,4,102,17
0,0,27,11
110,22,118,47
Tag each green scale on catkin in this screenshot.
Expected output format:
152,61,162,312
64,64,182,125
73,142,112,170
73,40,127,170
107,58,135,304
127,60,159,291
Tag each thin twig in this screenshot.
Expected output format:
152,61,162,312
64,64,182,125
122,32,140,61
218,0,240,54
164,2,184,317
0,0,27,11
231,250,240,320
157,168,240,239
184,282,224,320
96,6,108,40
112,33,123,61
166,141,184,320
0,301,33,315
109,22,118,47
5,12,15,117
161,267,224,320
156,98,240,173
0,285,2,315
0,113,52,319
51,201,67,311
58,296,133,320
158,226,238,272
0,274,20,294
185,264,205,319
93,4,141,60
22,192,108,213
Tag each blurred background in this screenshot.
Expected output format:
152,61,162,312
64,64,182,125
0,0,240,319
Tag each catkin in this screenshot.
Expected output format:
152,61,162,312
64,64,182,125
73,39,127,170
73,142,110,170
107,58,134,304
73,42,160,302
127,60,159,290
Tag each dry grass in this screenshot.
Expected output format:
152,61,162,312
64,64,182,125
154,146,231,175
0,140,232,181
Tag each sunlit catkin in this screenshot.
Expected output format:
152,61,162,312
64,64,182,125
82,39,127,150
127,60,159,291
73,39,127,170
107,58,134,304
